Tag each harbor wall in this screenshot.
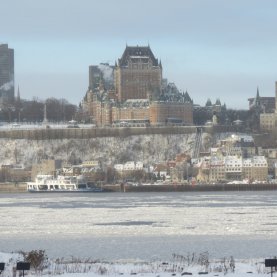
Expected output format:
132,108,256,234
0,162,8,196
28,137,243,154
1,182,277,193
109,183,277,192
0,183,27,193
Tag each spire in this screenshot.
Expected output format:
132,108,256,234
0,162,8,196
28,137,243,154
256,86,260,98
205,98,212,107
16,85,20,102
184,90,192,103
215,98,221,106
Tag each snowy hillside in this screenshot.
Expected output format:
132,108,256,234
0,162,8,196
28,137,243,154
0,133,207,167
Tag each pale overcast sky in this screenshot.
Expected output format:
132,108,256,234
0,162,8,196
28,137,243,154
1,0,277,109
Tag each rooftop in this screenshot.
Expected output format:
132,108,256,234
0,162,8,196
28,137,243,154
118,46,159,67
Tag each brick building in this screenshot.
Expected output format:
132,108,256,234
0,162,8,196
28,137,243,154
82,45,193,126
115,46,162,102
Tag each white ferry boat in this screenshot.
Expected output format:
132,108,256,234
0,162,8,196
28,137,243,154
27,175,104,193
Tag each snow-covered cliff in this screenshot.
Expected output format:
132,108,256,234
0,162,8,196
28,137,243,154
0,133,209,167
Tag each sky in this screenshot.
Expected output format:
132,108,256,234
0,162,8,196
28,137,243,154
1,0,277,109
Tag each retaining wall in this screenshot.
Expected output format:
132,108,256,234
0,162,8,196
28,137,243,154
0,125,241,140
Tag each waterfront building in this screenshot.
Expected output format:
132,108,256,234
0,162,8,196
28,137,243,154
197,154,268,183
242,156,268,182
114,161,144,172
224,156,243,180
196,133,268,183
209,156,225,182
0,44,14,104
31,159,62,181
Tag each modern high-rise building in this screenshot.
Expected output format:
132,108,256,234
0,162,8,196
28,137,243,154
0,44,14,103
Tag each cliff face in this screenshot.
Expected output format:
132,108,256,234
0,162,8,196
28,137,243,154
0,134,204,167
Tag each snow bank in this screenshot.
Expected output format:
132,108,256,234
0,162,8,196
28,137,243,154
0,252,272,277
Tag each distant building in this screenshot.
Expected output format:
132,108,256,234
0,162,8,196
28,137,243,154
114,161,144,172
31,159,62,181
196,134,268,183
82,45,193,126
193,99,225,126
260,82,277,131
224,155,243,180
114,45,162,102
242,156,268,182
205,98,222,113
0,44,14,104
248,87,275,113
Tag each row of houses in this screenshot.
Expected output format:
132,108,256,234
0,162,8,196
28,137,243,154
197,155,268,183
195,134,269,183
114,161,143,171
3,131,275,185
27,133,270,184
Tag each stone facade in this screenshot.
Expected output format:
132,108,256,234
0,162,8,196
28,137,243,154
114,46,162,102
260,113,276,131
82,46,193,126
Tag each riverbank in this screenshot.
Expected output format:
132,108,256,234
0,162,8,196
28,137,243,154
1,182,277,193
105,183,277,192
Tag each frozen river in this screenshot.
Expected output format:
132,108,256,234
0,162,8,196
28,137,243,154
0,191,277,260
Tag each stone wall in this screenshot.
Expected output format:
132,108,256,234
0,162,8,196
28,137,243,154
0,183,26,192
0,125,241,140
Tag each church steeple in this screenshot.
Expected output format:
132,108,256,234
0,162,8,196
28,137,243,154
255,86,261,107
184,90,192,103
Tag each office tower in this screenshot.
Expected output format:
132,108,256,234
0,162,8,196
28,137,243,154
0,44,14,103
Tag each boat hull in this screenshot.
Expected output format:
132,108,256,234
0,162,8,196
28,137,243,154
27,175,106,193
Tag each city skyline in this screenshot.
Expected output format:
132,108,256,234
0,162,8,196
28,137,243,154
1,0,277,108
